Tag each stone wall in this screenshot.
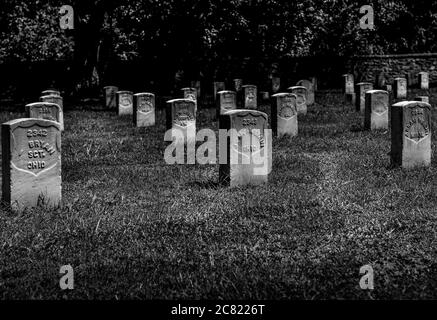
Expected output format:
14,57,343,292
346,53,437,88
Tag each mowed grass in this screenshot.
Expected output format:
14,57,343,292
0,90,436,299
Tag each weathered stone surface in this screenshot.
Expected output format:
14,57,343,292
355,82,373,112
364,90,389,130
271,93,298,138
297,79,314,105
166,99,196,145
414,96,429,103
391,101,431,169
182,87,197,102
288,86,308,115
25,102,63,131
217,90,237,118
272,77,281,93
242,85,257,109
418,72,429,90
116,91,134,116
41,90,60,96
40,95,64,131
2,118,62,211
394,77,407,99
133,93,155,127
343,74,354,94
219,110,271,187
345,54,437,87
103,86,118,109
181,87,197,112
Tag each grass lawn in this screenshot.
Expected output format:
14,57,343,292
0,90,436,299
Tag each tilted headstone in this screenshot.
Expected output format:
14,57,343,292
393,78,407,99
213,82,226,101
297,79,314,105
355,82,373,112
166,99,196,146
288,86,308,115
242,85,257,109
217,90,237,118
103,86,118,109
2,118,62,211
271,93,298,138
40,95,64,131
41,90,60,97
391,101,431,168
414,96,429,104
116,91,134,116
133,93,155,127
25,102,63,131
219,110,271,187
364,90,389,130
418,72,429,90
343,74,354,94
272,77,281,93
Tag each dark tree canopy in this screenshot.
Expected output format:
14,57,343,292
0,0,436,91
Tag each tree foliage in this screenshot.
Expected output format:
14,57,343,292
0,0,436,87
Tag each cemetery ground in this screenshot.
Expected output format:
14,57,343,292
0,90,436,299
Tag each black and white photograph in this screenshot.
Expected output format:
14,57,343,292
0,0,436,310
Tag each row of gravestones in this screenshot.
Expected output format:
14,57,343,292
1,72,432,212
1,89,65,212
1,78,315,212
344,72,430,108
342,72,432,169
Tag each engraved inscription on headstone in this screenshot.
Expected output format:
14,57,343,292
133,93,155,127
355,82,373,112
391,101,431,169
116,91,134,116
219,110,271,187
1,118,62,211
166,99,196,146
288,86,308,115
272,93,298,138
40,95,64,131
25,102,63,131
364,90,389,130
242,85,257,109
